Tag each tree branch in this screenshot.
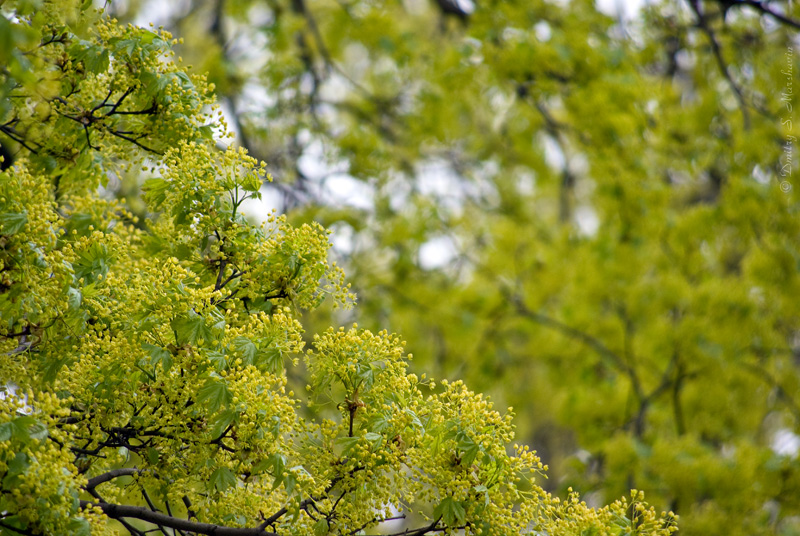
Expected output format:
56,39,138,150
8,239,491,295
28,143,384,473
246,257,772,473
0,124,40,154
0,521,37,536
259,496,317,529
80,501,279,536
368,518,444,536
86,467,142,491
687,0,751,129
730,0,800,30
508,291,629,374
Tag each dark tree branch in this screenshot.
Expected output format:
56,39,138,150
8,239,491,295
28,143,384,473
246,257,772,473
92,87,116,113
140,488,169,536
115,517,146,536
259,496,317,529
368,518,444,536
210,423,236,452
80,501,279,536
82,124,99,150
215,258,229,291
728,0,800,30
106,103,158,116
86,467,142,490
508,291,629,374
0,124,40,154
291,0,373,99
103,128,163,154
740,360,800,421
104,86,136,116
687,0,751,129
182,495,197,521
163,499,189,536
348,515,406,535
0,521,37,536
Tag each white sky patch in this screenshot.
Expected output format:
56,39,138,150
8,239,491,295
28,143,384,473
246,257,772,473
575,205,599,236
541,134,566,171
456,0,476,15
386,173,414,212
418,235,459,270
237,187,283,221
297,139,328,180
752,164,771,185
329,222,356,256
415,158,467,213
322,174,375,211
130,0,191,27
595,0,647,20
517,171,536,196
534,21,552,42
772,428,800,458
569,152,590,176
416,159,460,197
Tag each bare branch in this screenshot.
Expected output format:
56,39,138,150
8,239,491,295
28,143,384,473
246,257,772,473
368,518,445,536
687,0,751,129
80,501,279,536
508,291,629,373
727,0,800,30
86,468,142,490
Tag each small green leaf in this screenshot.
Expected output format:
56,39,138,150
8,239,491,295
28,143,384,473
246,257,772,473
0,212,27,235
6,452,30,477
69,41,109,73
66,517,92,536
142,177,169,208
283,471,297,496
210,466,237,492
313,518,329,536
233,336,257,364
27,421,47,440
171,311,211,345
9,415,36,441
267,453,287,489
251,458,272,475
142,343,173,372
206,350,227,371
0,422,12,441
258,347,283,373
457,431,480,467
67,287,82,310
364,432,383,450
197,379,232,413
434,496,466,527
210,409,238,439
112,38,138,57
336,435,359,456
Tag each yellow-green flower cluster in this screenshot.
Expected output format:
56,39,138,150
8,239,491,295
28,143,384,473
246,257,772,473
538,489,679,536
0,391,110,535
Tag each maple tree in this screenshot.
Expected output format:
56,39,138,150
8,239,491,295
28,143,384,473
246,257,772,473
0,1,681,535
87,0,800,535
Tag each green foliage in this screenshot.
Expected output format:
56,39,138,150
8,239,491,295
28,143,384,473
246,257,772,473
0,2,679,536
90,0,800,534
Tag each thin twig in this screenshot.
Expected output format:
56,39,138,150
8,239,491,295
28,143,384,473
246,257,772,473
687,0,751,129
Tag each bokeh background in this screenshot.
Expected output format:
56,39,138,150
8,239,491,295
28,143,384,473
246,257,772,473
100,0,799,534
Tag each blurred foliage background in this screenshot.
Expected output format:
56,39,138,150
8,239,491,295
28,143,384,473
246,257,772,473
16,0,800,533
